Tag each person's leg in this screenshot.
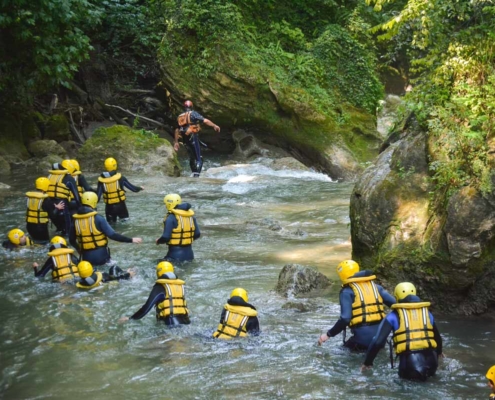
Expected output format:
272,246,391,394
105,204,118,223
116,202,129,221
26,223,50,242
191,134,203,175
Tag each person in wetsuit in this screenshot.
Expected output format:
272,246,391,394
119,261,190,326
487,365,495,400
318,260,395,351
46,162,81,235
362,282,443,381
33,236,79,282
25,177,65,242
96,157,144,223
213,288,260,339
69,159,95,196
76,261,134,290
69,191,142,267
156,193,200,262
174,100,220,178
2,228,34,250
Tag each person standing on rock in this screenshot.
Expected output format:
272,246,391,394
156,193,200,262
69,192,142,267
361,282,443,381
96,157,144,223
174,100,220,178
318,260,395,350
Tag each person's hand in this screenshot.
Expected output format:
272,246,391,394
317,334,329,346
127,268,136,278
213,125,220,133
174,142,179,151
438,352,446,359
118,316,129,324
140,186,145,191
132,237,142,244
55,202,65,210
361,364,372,372
155,238,160,245
33,262,39,268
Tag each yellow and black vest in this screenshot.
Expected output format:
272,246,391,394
392,302,437,354
47,169,71,199
76,272,104,289
73,211,108,250
178,111,201,135
71,173,84,199
343,275,386,328
98,173,126,205
155,278,188,319
213,304,258,339
25,191,49,224
47,247,79,282
166,209,195,246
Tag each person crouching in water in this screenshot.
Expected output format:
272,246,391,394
487,365,495,400
69,192,142,267
96,157,144,223
33,236,79,282
156,194,200,262
361,282,443,381
76,261,134,290
118,261,190,326
2,229,34,250
318,260,395,350
213,288,260,339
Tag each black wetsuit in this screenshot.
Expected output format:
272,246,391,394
49,171,81,235
218,296,260,335
129,272,191,326
326,271,396,351
179,110,205,176
34,244,80,278
69,205,133,266
77,266,131,287
363,295,443,381
26,196,61,242
156,203,201,262
96,171,142,223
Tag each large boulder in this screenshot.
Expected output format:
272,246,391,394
0,156,11,174
77,125,181,176
275,264,331,297
0,111,40,163
28,140,67,158
350,115,495,315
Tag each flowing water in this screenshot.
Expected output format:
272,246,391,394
0,157,493,400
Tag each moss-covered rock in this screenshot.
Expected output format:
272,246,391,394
33,112,70,142
77,125,181,176
28,140,67,158
0,156,11,174
0,111,41,162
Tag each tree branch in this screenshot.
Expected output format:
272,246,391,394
104,104,167,128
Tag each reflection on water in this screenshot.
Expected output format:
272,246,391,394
0,159,493,399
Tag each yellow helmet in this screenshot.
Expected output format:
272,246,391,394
81,192,98,208
487,365,495,382
8,228,25,245
336,260,360,282
104,157,118,172
394,282,416,301
70,159,80,172
50,236,67,246
35,177,50,192
156,261,174,277
230,288,248,302
61,159,76,174
164,193,181,211
78,261,94,278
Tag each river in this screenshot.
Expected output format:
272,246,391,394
0,157,493,399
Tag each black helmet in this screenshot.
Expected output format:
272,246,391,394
184,100,193,109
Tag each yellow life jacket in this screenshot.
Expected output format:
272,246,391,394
73,211,108,250
392,302,437,354
70,174,84,200
166,209,196,246
155,278,188,318
76,271,104,289
25,237,34,246
47,247,79,282
178,111,201,135
98,173,126,205
47,169,71,199
343,275,386,328
213,304,258,339
25,191,49,224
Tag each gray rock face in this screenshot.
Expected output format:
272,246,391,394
0,156,11,174
275,264,331,298
271,157,309,171
232,130,265,159
28,140,67,158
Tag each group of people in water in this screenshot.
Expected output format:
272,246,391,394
2,100,494,396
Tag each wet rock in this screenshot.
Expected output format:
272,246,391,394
271,157,309,171
28,140,67,158
0,156,11,174
59,140,80,158
246,218,282,231
42,114,70,142
281,301,310,312
0,182,11,190
232,130,265,159
275,264,331,298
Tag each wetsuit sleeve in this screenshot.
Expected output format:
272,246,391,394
42,197,59,221
377,285,396,307
121,176,142,193
71,254,80,264
193,216,201,239
35,258,54,277
246,316,260,336
157,215,176,244
95,215,133,243
363,317,394,366
96,181,104,202
129,284,166,320
69,223,79,250
432,321,443,355
79,175,96,192
64,175,81,205
219,308,226,323
327,289,353,337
